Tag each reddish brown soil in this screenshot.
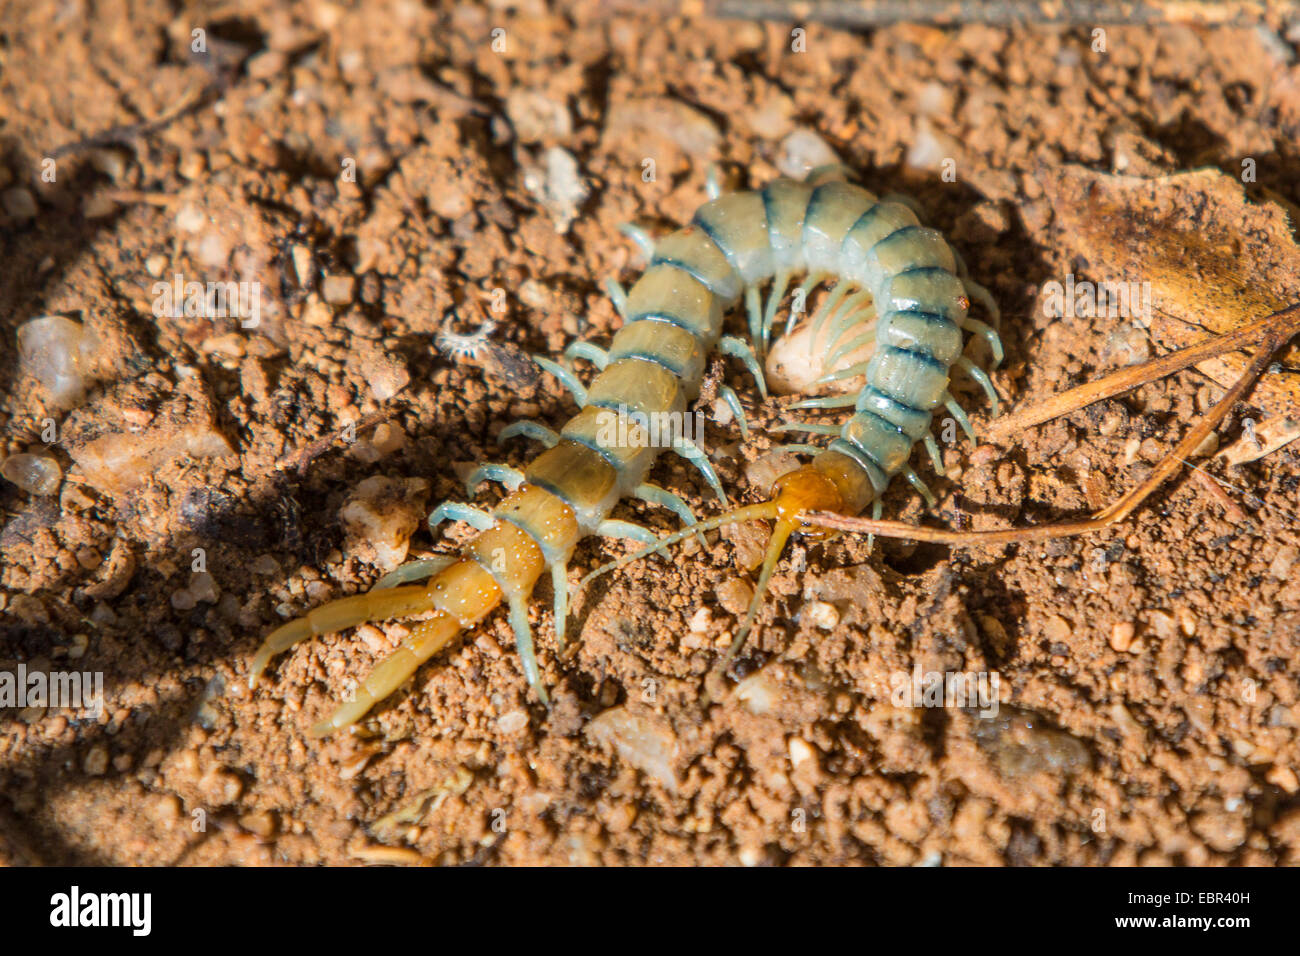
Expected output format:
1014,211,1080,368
2,0,1300,865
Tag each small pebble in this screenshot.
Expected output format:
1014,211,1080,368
321,274,355,305
497,710,529,735
1110,621,1135,652
715,578,754,616
83,744,109,776
17,315,101,408
2,187,37,220
1,453,62,495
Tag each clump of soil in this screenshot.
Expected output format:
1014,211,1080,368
2,1,1300,865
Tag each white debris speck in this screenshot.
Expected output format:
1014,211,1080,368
805,600,839,630
688,606,713,633
777,128,840,178
339,476,431,572
585,707,680,792
522,147,589,234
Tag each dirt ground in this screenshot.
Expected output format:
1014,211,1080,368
2,0,1300,866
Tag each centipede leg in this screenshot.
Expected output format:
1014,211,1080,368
498,420,560,447
744,284,765,361
633,482,706,546
428,501,495,532
564,340,609,370
464,463,526,495
533,355,589,406
618,222,655,260
942,392,978,445
605,278,629,318
717,385,751,440
955,356,1001,416
719,335,768,398
596,518,662,548
372,556,457,590
901,466,938,508
672,435,730,505
787,393,859,411
761,270,791,355
963,317,1004,367
923,434,947,476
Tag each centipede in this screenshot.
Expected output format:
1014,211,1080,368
247,161,1015,736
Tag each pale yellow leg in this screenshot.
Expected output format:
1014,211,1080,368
310,612,463,737
248,584,436,687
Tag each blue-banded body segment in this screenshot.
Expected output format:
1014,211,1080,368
691,192,773,284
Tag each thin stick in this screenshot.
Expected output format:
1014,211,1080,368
801,306,1300,545
985,303,1300,443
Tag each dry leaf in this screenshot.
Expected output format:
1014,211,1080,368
1042,165,1300,419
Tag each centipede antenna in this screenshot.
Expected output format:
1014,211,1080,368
498,420,560,447
720,515,800,667
429,501,496,533
719,335,768,399
564,340,610,371
718,385,751,440
577,501,780,590
533,354,589,406
464,462,526,496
